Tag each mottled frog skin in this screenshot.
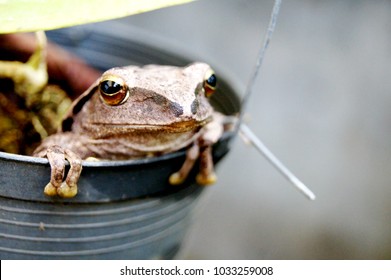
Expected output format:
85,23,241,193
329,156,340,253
34,62,225,198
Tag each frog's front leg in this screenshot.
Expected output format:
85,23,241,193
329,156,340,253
169,142,200,185
169,113,225,186
169,141,217,186
196,145,217,185
193,113,225,185
41,145,82,198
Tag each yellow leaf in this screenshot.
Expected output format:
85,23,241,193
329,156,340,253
0,0,194,34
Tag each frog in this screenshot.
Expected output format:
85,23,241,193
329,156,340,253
33,62,227,198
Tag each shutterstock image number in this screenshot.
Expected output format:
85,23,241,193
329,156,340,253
213,267,274,276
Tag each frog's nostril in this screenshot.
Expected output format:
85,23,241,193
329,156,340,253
170,102,184,117
190,99,199,114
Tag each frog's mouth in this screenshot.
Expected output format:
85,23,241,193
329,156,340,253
90,117,211,133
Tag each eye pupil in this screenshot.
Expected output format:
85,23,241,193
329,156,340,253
101,80,122,95
206,74,217,88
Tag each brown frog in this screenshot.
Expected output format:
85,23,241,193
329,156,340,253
33,62,226,198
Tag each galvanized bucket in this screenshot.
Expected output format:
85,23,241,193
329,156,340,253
0,24,240,259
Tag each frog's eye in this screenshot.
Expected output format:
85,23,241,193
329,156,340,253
203,70,217,97
99,75,129,106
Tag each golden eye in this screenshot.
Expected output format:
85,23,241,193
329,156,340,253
99,75,128,106
203,69,217,97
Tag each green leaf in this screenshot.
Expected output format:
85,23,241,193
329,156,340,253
0,0,194,34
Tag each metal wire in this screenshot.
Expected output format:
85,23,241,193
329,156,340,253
237,0,282,129
237,0,316,200
240,124,316,200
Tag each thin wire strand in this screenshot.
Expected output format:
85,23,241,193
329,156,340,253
235,0,316,200
240,124,316,200
236,0,282,130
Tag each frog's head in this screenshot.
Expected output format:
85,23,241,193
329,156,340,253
63,63,217,133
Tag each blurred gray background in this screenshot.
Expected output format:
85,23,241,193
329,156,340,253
119,0,391,259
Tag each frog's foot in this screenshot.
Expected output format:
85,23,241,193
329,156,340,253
196,172,217,186
44,182,58,197
169,143,200,186
196,145,217,186
44,181,77,198
43,145,82,198
57,182,78,198
169,172,185,185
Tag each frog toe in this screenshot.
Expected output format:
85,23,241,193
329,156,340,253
57,182,78,198
196,172,217,186
169,172,186,185
44,182,58,197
